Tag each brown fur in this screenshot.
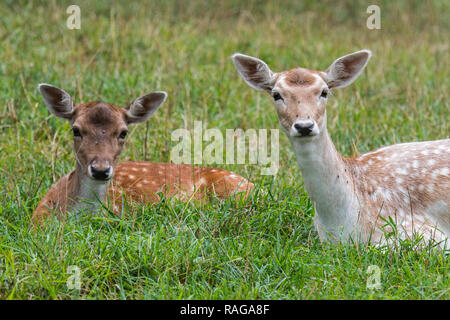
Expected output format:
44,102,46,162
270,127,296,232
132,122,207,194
284,68,318,87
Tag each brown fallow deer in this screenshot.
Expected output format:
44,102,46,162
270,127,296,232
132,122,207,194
32,84,253,223
232,50,449,248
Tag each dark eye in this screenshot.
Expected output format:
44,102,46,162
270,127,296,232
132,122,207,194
72,127,82,138
320,89,328,99
272,92,283,101
118,130,128,140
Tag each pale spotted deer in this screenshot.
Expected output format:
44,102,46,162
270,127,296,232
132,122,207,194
32,84,253,223
232,50,449,248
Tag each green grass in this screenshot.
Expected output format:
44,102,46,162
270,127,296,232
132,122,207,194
0,0,449,299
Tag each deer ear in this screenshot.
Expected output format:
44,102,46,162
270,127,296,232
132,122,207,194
125,91,167,124
39,84,74,119
325,50,372,89
231,53,275,92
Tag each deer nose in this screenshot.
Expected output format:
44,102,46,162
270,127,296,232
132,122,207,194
293,121,315,136
89,165,112,181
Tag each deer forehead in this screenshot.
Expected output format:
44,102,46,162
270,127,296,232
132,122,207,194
73,102,126,129
275,68,327,98
279,68,324,85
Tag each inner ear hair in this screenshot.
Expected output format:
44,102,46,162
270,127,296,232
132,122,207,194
325,50,372,89
231,53,274,92
125,91,167,124
38,83,74,119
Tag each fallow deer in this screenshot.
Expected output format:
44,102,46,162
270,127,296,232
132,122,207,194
32,84,253,223
232,50,449,248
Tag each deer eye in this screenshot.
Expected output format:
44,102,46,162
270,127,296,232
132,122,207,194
72,127,82,138
320,89,328,99
118,130,128,140
272,92,283,102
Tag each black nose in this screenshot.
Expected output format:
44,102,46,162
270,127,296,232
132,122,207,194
90,166,111,180
294,122,314,136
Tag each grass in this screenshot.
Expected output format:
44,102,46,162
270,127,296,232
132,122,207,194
0,0,449,299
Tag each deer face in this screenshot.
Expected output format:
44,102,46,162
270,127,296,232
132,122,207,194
69,102,128,180
39,84,167,181
232,50,371,140
271,68,328,137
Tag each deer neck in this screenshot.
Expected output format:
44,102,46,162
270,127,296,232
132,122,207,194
69,164,109,215
289,126,358,239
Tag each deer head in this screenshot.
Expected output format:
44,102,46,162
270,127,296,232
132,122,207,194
39,84,167,181
231,50,371,140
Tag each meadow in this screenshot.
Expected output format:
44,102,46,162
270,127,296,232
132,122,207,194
0,0,448,299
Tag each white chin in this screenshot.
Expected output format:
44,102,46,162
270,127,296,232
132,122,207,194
289,130,320,139
293,134,317,139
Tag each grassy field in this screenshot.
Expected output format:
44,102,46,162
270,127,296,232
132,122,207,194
0,0,449,299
